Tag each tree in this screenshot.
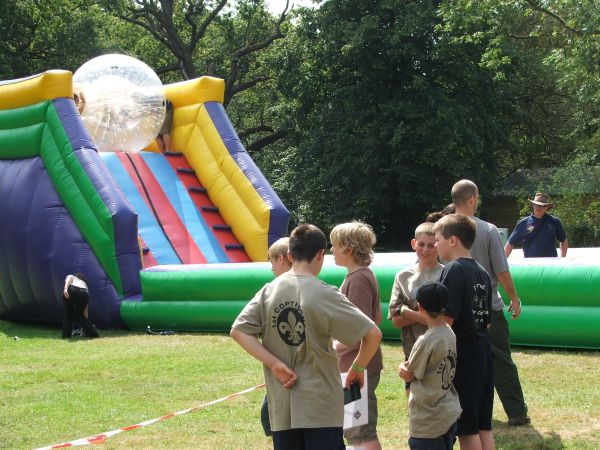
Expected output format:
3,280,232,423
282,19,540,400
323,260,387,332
438,0,600,171
100,0,290,106
261,0,516,247
0,0,107,79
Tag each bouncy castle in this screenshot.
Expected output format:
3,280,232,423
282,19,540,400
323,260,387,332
0,69,289,329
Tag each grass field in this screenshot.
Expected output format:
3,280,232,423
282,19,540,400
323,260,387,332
1,320,599,450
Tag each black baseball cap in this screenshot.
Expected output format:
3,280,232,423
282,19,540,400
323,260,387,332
416,281,448,313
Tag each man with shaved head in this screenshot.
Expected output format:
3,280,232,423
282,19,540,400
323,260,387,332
451,179,530,427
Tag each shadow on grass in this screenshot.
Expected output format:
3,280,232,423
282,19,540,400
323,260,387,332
0,319,138,341
0,319,60,338
494,419,565,450
1,319,233,342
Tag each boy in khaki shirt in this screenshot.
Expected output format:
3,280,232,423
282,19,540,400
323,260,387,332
399,281,461,449
388,222,443,394
231,224,382,450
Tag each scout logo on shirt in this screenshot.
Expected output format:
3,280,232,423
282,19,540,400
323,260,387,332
273,302,305,346
438,349,457,390
527,224,535,233
472,283,489,328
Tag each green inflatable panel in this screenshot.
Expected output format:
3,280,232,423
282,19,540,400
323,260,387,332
123,261,600,349
121,301,246,331
506,306,600,349
139,265,404,303
502,263,600,307
121,299,399,337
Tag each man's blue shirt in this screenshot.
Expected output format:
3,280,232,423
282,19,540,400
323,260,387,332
508,213,567,257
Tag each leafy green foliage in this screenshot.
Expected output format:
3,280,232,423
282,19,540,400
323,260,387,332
262,0,513,246
0,0,108,78
551,196,600,247
1,0,599,247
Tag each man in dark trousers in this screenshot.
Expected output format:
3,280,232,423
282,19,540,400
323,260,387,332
451,180,530,427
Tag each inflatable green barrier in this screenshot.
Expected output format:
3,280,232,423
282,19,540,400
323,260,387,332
120,260,600,349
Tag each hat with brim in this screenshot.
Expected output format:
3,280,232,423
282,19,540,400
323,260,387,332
528,192,554,211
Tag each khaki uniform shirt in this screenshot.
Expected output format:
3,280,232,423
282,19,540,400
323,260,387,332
232,272,375,431
388,264,444,357
408,326,462,438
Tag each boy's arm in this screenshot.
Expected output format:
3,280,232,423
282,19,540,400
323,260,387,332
230,329,297,389
63,275,74,298
560,238,568,257
398,305,428,327
389,278,420,328
504,242,514,258
345,325,382,389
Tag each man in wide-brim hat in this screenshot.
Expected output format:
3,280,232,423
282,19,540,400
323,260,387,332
505,193,569,258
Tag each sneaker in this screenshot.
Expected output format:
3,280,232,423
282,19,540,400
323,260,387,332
71,328,82,338
508,415,531,427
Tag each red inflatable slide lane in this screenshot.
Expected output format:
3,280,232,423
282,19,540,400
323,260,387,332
164,151,251,263
117,152,207,264
137,235,157,268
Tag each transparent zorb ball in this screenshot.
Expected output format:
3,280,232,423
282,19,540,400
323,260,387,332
73,54,166,152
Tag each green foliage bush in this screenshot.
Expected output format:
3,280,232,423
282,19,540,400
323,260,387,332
551,196,600,247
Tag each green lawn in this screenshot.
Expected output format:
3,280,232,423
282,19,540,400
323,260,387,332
1,320,599,449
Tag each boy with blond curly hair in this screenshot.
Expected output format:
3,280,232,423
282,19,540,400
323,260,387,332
330,221,383,450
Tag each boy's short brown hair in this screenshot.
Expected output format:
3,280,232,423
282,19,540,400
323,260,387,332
289,224,328,263
267,237,290,261
414,222,435,239
330,221,376,266
433,214,477,250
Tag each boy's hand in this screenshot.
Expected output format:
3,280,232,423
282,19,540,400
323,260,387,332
399,361,414,382
345,368,365,389
271,361,297,389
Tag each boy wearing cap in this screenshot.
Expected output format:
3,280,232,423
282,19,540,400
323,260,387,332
505,192,568,258
388,222,443,395
399,281,461,450
433,214,494,450
231,224,382,450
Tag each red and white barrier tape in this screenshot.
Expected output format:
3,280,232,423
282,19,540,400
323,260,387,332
35,383,265,449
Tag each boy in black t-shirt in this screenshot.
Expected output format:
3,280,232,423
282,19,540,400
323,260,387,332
433,214,494,450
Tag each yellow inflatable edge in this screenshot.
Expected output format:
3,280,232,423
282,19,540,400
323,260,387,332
168,77,270,261
0,70,73,109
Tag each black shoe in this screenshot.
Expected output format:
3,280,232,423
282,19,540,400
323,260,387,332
508,415,531,426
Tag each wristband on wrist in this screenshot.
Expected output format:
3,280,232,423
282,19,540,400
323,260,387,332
351,362,365,372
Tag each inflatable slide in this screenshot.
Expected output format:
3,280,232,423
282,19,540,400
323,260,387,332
0,71,289,328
